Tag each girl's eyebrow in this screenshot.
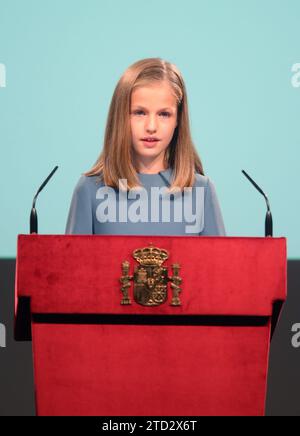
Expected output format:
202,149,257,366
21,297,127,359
132,105,174,111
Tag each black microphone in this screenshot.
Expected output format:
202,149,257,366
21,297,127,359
241,170,273,237
30,166,59,234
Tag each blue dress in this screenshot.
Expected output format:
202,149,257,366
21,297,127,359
65,168,226,236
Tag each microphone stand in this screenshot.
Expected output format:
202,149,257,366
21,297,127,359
242,170,273,237
30,166,59,234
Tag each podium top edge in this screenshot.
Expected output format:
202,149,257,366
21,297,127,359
17,234,287,241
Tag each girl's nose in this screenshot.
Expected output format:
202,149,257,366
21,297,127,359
146,115,157,132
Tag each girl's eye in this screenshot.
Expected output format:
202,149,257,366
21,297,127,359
132,110,171,117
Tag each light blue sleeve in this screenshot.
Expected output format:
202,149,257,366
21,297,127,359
200,177,226,236
65,176,93,234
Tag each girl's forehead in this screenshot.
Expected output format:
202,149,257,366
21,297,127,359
131,82,177,107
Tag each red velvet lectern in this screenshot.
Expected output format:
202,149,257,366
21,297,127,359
15,235,287,416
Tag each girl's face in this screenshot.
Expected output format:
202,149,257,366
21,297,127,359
130,81,178,172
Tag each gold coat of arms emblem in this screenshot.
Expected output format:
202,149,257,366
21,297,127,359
119,244,182,307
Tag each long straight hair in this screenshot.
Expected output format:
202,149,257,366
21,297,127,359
85,58,204,191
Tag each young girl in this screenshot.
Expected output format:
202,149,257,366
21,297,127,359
66,58,226,236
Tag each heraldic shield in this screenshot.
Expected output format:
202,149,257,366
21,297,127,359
134,263,169,306
119,244,182,307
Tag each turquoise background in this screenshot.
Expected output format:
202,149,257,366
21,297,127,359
0,0,299,258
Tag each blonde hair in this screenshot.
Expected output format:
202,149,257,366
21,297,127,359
85,57,204,191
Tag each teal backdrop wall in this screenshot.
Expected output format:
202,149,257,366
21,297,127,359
0,0,299,258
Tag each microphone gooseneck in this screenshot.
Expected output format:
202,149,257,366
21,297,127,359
158,171,171,188
241,170,273,237
30,166,59,234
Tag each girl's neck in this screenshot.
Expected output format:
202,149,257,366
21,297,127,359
134,159,168,175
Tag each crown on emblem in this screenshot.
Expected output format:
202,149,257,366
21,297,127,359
133,244,169,266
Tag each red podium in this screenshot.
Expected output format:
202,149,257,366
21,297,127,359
15,235,287,416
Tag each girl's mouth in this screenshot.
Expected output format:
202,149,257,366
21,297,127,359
141,139,159,147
